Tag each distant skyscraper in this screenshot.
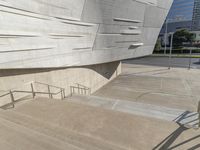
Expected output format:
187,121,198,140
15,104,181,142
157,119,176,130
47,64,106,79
167,0,195,22
160,0,195,47
192,0,200,30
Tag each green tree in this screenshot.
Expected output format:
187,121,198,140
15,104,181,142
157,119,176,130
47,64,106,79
172,29,194,48
154,38,161,52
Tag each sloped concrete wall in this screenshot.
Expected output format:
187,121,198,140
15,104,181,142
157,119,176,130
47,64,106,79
0,0,173,68
0,61,121,106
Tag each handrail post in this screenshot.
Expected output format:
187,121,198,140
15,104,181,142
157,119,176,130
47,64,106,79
70,86,72,97
60,88,63,99
84,88,86,95
73,87,75,95
89,88,91,95
78,84,80,94
188,49,192,70
47,85,52,99
63,89,66,98
31,83,36,98
9,90,15,108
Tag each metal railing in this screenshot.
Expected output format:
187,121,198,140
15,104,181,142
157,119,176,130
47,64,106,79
0,81,66,108
70,83,91,96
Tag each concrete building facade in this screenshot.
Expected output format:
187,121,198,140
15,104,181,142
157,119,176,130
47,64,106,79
0,0,172,106
161,0,195,34
0,0,172,69
167,0,195,22
160,0,196,46
192,0,200,30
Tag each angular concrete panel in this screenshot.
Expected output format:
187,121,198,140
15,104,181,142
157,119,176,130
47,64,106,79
0,0,173,68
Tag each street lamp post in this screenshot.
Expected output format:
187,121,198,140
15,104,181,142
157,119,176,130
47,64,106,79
168,32,174,70
164,19,168,55
188,49,192,70
198,101,200,128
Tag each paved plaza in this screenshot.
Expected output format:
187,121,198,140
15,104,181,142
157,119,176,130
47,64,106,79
0,57,200,150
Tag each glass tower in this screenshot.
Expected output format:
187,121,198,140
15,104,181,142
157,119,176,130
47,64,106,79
167,0,195,22
192,0,200,30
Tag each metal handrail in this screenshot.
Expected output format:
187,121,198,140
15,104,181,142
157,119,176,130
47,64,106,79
0,81,66,108
70,84,91,96
34,81,65,90
0,81,34,93
75,83,90,90
0,92,10,98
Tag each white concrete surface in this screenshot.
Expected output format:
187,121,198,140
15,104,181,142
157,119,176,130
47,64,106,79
0,61,121,106
0,0,173,68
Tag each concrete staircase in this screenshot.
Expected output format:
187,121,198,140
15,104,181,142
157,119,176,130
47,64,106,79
0,98,127,150
67,95,200,128
0,116,81,150
0,96,199,150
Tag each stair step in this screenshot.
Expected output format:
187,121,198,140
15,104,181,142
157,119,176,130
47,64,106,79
0,116,82,150
1,97,199,149
67,95,199,128
0,102,127,150
0,140,18,150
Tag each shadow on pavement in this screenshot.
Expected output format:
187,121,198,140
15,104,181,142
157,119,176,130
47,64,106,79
153,111,200,150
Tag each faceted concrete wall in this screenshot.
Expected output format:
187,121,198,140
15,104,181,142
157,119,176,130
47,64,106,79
0,61,121,106
0,0,173,68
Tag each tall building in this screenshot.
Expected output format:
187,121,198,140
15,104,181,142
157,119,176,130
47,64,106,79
160,0,195,46
160,0,195,34
167,0,195,22
192,0,200,30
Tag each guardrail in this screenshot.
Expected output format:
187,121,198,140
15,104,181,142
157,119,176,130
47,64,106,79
70,83,91,96
0,81,66,108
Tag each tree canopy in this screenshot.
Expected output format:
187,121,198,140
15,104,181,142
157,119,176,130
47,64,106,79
154,38,161,52
172,29,194,48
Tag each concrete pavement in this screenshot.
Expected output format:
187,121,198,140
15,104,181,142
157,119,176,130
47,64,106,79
68,95,199,128
94,63,200,112
0,60,200,149
0,98,200,150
